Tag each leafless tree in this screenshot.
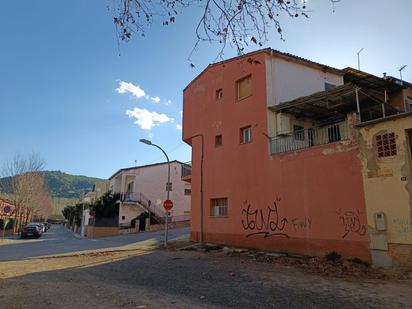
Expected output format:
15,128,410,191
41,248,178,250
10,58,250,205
0,153,51,232
112,0,341,63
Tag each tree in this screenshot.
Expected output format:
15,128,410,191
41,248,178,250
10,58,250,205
90,192,120,219
112,0,341,61
62,203,83,227
0,153,52,232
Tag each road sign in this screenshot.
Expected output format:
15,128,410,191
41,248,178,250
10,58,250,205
3,206,11,214
165,182,173,191
163,199,173,210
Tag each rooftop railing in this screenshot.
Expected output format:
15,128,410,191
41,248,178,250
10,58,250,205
270,121,349,155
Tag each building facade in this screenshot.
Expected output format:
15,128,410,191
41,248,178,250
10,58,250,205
183,49,412,267
358,113,412,267
109,161,191,227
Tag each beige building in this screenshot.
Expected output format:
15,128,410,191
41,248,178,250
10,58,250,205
359,112,412,268
80,180,110,235
109,161,191,227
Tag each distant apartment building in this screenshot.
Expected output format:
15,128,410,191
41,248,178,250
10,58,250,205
109,161,191,227
183,48,412,268
81,180,110,229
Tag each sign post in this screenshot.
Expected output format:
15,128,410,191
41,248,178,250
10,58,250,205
2,206,11,239
163,199,173,246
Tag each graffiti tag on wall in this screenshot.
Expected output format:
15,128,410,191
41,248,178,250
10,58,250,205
393,218,412,234
336,209,366,239
241,198,311,238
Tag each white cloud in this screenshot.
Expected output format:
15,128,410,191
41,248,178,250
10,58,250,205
176,124,182,131
150,96,161,103
116,81,146,98
180,111,183,118
166,100,172,105
126,107,173,130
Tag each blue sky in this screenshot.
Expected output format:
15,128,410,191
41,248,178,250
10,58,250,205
0,0,411,179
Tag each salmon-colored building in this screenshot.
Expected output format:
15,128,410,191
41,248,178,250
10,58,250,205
182,49,412,266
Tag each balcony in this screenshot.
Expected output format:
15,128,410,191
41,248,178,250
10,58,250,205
270,121,349,154
120,192,143,204
181,162,192,182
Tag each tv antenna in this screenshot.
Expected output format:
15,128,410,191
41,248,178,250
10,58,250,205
357,48,364,70
399,65,407,81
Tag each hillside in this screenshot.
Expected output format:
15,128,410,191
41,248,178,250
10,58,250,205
0,171,104,217
43,171,103,199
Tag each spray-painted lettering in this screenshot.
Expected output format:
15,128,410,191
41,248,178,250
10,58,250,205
336,209,366,239
291,217,312,231
241,199,289,238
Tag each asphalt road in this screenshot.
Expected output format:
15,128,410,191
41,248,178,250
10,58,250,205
0,224,189,261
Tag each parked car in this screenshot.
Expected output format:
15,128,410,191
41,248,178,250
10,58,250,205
43,222,50,230
21,224,42,239
29,222,45,233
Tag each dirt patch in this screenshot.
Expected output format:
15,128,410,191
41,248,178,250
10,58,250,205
167,242,390,280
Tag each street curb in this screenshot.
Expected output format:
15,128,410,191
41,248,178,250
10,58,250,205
66,227,82,240
72,233,82,240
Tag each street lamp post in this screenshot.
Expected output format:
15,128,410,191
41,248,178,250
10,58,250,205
139,139,170,246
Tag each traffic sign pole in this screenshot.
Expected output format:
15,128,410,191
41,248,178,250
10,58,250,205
163,199,173,247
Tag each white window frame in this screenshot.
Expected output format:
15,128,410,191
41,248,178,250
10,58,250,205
210,198,228,217
240,126,252,144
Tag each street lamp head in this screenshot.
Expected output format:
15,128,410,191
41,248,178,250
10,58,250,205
139,139,152,145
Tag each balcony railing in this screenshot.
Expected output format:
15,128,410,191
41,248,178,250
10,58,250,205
270,121,349,154
181,162,192,178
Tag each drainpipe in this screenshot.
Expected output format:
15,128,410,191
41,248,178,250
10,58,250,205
191,134,204,245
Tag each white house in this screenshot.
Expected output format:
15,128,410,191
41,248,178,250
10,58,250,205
108,161,191,227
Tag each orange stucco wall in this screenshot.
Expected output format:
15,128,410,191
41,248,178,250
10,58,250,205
183,51,371,261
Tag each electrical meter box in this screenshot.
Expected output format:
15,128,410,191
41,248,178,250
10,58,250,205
374,212,387,231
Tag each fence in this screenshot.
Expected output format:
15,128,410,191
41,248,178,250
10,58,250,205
270,121,349,154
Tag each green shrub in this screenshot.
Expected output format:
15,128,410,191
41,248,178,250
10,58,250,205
347,257,370,267
325,251,342,262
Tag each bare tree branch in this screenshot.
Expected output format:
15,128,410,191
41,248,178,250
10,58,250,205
0,152,50,231
111,0,337,63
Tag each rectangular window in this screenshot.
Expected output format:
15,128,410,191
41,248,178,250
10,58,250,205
210,198,228,217
215,134,223,147
325,82,336,91
407,97,412,112
237,75,252,100
328,124,342,143
376,132,397,157
240,126,252,144
293,125,305,141
308,128,315,147
184,189,191,195
216,88,223,100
